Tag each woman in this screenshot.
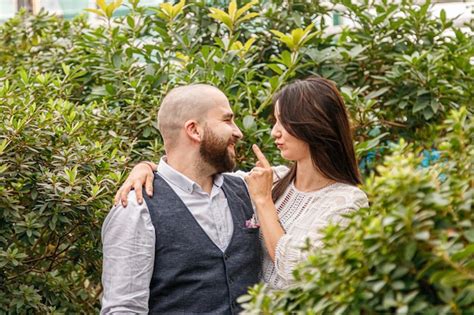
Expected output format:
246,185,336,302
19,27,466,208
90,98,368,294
115,77,368,289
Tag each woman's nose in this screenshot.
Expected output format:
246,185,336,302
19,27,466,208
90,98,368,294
271,124,280,139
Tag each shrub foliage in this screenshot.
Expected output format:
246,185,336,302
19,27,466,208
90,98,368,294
0,0,472,313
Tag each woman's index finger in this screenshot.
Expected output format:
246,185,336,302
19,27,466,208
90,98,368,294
252,144,271,168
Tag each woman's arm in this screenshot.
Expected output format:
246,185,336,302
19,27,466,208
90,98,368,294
114,161,157,207
244,145,285,261
253,198,284,261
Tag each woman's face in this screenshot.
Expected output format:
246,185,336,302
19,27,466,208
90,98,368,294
271,101,311,161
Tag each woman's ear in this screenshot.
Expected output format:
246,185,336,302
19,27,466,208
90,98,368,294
184,120,202,143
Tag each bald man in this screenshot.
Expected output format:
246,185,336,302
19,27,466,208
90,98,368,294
101,84,262,314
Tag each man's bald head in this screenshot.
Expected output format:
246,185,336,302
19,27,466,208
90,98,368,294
157,84,228,148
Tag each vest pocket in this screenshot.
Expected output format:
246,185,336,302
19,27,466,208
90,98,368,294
242,227,260,234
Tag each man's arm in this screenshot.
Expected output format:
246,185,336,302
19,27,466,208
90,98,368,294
101,191,155,314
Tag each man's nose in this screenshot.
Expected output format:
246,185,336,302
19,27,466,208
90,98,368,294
233,122,244,140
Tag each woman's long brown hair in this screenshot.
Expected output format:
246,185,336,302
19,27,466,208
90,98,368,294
271,77,362,202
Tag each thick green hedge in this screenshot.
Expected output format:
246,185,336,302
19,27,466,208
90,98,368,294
0,0,472,313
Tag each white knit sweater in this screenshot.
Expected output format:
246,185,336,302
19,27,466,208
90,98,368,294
233,166,368,289
264,166,368,289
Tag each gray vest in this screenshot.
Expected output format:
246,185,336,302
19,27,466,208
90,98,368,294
143,173,262,314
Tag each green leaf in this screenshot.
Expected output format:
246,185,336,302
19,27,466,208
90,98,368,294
172,0,186,20
348,44,367,58
0,139,10,155
19,68,28,84
127,15,135,28
243,115,256,130
365,87,390,100
236,0,258,20
372,280,385,292
464,229,474,243
413,101,427,113
271,30,295,50
451,244,474,261
423,107,434,120
209,8,233,31
404,241,417,260
228,0,237,20
280,50,293,68
61,63,70,76
268,64,284,75
237,12,259,23
112,53,122,68
440,9,446,24
96,0,106,11
414,231,430,241
84,8,105,18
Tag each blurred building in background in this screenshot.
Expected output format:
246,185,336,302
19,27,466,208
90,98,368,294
0,0,472,32
0,0,163,22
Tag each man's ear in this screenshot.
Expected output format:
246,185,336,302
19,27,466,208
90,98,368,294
184,120,202,143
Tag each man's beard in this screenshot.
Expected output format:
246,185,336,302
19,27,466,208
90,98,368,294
200,126,236,173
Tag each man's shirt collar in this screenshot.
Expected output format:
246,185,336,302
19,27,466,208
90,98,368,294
157,157,224,194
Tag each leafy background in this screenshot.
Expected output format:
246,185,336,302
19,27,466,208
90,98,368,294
0,0,472,313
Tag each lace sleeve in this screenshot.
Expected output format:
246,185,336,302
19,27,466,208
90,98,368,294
273,187,368,282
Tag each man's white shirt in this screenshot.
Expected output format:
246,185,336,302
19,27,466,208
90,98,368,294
100,157,234,314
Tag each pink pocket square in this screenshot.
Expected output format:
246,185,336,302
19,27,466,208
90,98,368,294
245,214,260,228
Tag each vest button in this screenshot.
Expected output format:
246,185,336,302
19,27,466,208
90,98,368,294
224,254,229,260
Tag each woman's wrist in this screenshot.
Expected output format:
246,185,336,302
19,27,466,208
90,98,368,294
254,195,273,207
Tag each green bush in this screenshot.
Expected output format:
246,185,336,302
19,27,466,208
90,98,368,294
0,0,472,313
241,107,474,314
0,69,134,312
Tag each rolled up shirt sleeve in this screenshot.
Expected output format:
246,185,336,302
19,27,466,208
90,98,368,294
273,191,368,282
101,191,155,315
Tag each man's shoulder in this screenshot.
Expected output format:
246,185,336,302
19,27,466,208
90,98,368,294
222,173,247,188
102,191,151,234
109,190,142,213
